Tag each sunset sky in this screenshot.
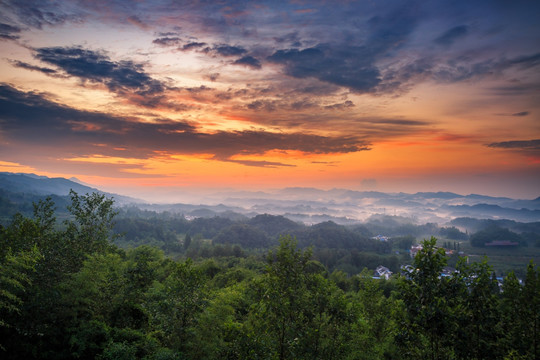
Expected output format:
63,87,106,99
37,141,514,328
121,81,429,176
0,0,539,201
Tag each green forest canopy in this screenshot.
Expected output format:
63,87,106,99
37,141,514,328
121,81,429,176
1,193,539,359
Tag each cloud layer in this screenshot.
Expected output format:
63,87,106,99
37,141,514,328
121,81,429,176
34,47,165,95
0,0,538,196
0,84,369,167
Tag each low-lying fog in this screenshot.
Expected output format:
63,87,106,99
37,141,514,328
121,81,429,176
136,188,540,225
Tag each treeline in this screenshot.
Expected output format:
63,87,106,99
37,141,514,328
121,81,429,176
1,193,540,359
452,217,540,247
113,210,403,274
114,207,540,256
114,210,392,252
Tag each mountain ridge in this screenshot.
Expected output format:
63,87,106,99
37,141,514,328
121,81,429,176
1,172,538,224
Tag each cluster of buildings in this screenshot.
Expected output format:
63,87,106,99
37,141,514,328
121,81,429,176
372,242,467,281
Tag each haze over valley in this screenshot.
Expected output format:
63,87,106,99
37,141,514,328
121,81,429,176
2,172,538,226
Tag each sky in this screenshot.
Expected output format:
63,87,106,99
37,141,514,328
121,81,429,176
0,0,539,201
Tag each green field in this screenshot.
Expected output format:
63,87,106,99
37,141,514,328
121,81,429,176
436,237,540,277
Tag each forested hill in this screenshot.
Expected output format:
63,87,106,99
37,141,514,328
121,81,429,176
0,172,98,196
112,205,540,276
1,193,539,359
1,173,539,275
0,172,137,220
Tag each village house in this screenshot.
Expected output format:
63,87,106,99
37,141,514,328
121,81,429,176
374,265,393,280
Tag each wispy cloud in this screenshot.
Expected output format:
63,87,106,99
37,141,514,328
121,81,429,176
0,22,21,40
152,36,183,47
127,15,150,30
486,139,540,158
434,25,469,46
486,139,540,151
0,0,539,196
9,60,59,75
1,0,83,29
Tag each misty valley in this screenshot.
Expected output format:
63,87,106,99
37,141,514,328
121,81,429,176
2,0,539,358
1,173,539,359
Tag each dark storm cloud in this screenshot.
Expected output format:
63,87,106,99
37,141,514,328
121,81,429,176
434,25,469,46
33,46,165,96
0,84,370,167
233,56,261,69
0,22,21,40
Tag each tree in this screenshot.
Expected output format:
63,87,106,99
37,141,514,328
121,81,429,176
65,190,118,257
470,226,523,247
247,236,352,360
0,246,41,348
499,263,540,359
349,270,399,359
397,237,454,359
500,271,525,357
62,252,126,359
184,234,191,250
0,192,119,359
189,283,253,359
145,259,207,353
521,262,539,359
451,259,502,359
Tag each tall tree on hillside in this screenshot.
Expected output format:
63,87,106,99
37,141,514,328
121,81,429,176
246,236,352,360
397,237,454,359
0,192,119,359
451,259,502,359
65,190,118,259
522,262,540,359
145,258,208,354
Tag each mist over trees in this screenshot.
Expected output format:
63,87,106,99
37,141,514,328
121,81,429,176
1,193,540,359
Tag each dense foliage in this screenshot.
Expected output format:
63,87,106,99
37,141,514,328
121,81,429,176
470,225,526,247
1,194,539,359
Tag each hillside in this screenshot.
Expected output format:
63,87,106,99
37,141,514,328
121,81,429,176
0,172,138,220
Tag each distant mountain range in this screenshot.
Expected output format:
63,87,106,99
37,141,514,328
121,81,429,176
0,172,539,224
